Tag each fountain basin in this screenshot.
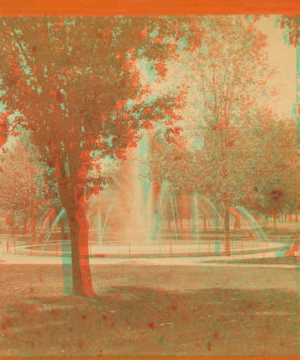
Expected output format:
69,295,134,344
11,236,288,258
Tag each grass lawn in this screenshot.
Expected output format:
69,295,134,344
0,264,299,357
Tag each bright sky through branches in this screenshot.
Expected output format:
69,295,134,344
256,16,296,117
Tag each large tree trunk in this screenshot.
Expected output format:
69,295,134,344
234,215,241,231
11,216,15,233
214,203,221,255
179,219,183,233
224,204,230,256
262,215,266,231
23,216,28,233
56,154,96,298
273,213,277,229
66,200,96,298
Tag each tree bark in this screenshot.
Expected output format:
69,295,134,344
66,200,96,298
56,155,96,298
214,203,221,255
273,213,277,229
234,215,241,230
191,217,195,232
23,216,28,233
179,219,183,233
224,204,230,256
262,215,266,231
11,216,15,233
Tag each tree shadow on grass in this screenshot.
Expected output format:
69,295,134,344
0,286,298,357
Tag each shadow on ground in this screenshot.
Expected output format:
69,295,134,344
0,282,299,357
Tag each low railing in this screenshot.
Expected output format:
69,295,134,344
0,235,290,259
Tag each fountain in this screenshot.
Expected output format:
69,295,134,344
5,132,291,261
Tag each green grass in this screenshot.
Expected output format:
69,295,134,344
0,264,299,357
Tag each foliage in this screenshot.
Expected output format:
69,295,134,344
146,17,283,212
0,17,187,201
278,16,300,46
0,17,192,295
0,141,41,217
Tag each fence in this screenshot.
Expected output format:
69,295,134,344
0,235,290,259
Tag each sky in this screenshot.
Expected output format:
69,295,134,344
256,16,296,117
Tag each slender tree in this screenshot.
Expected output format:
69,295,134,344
278,16,300,223
179,16,276,253
145,17,276,253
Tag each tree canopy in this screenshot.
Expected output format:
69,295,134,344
0,17,192,296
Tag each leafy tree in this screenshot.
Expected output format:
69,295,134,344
148,107,297,234
278,16,300,224
181,16,275,237
19,132,70,240
233,110,296,225
279,16,300,46
0,17,188,297
0,141,41,232
146,17,276,255
0,111,10,149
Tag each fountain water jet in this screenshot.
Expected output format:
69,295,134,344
43,208,66,249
